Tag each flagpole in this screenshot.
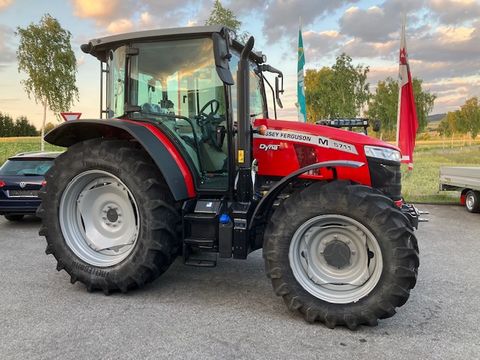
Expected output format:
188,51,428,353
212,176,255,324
396,14,406,147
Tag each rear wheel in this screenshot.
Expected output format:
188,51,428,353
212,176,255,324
5,215,24,222
465,190,480,213
38,139,180,294
263,181,419,329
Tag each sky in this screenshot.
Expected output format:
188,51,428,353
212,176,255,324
0,0,479,128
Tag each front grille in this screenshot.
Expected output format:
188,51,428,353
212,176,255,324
367,158,402,200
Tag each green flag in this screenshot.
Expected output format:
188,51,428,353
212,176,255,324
297,25,307,122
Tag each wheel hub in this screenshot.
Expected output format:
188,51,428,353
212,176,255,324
467,194,474,209
323,240,351,269
105,206,120,224
59,170,140,267
289,215,383,304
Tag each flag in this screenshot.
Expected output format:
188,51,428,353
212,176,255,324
297,23,307,122
396,16,418,170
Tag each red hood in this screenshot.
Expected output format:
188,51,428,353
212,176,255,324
254,119,399,151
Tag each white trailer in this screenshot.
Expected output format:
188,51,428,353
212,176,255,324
440,166,480,212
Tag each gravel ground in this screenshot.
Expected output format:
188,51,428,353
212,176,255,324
0,204,479,360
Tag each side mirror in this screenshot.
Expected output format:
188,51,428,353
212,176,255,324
275,76,284,109
372,119,381,132
212,33,234,85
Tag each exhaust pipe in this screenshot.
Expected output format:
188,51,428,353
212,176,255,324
236,36,255,202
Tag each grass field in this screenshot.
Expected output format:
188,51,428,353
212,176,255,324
0,137,64,164
1,136,478,204
402,143,480,203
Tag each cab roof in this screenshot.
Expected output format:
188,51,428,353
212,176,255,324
81,25,264,63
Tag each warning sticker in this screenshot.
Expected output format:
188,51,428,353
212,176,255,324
254,129,358,155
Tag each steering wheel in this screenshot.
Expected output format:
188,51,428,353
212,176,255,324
196,99,225,150
199,99,220,118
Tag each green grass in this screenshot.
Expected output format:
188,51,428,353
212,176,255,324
1,137,478,204
0,137,64,164
401,144,480,203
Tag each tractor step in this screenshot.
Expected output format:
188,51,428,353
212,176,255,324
184,238,215,249
183,248,217,267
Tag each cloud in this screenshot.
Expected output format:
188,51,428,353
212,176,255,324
428,0,480,24
0,0,12,11
227,0,268,15
339,0,427,42
339,6,394,42
425,76,480,112
72,0,209,33
341,38,397,59
408,22,480,63
76,55,86,66
0,25,15,68
139,11,152,27
71,0,128,23
106,18,134,34
304,30,345,61
263,0,359,42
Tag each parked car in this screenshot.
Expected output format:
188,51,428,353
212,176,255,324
0,151,62,221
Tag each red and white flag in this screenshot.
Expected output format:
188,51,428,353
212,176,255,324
396,17,418,170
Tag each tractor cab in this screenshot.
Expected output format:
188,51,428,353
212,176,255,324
83,26,278,193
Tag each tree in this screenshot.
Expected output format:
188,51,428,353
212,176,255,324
437,98,480,139
458,97,480,139
366,78,398,135
0,113,38,137
205,0,248,42
16,14,78,150
412,78,436,132
438,112,459,137
206,0,240,30
0,113,15,137
367,77,435,138
305,53,370,122
14,116,38,136
44,122,55,134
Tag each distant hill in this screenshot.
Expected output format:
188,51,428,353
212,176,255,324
428,113,446,123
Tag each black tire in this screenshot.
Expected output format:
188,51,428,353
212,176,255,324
5,214,24,222
465,190,480,213
263,180,419,329
38,139,181,294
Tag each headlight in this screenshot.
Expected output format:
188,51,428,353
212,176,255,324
364,146,401,162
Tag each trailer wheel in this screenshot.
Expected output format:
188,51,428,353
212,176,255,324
465,190,480,213
38,139,180,294
263,180,419,329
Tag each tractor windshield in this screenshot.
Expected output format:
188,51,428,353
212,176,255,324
108,38,230,190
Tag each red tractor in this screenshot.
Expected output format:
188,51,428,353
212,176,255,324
39,26,420,329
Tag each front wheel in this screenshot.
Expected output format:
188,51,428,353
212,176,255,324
263,181,419,329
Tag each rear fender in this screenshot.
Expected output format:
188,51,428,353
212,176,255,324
45,119,196,201
250,160,364,232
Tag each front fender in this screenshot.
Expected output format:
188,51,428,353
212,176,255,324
45,119,196,201
250,160,364,231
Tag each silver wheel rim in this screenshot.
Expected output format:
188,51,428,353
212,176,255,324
289,214,383,304
59,170,139,267
466,193,475,210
